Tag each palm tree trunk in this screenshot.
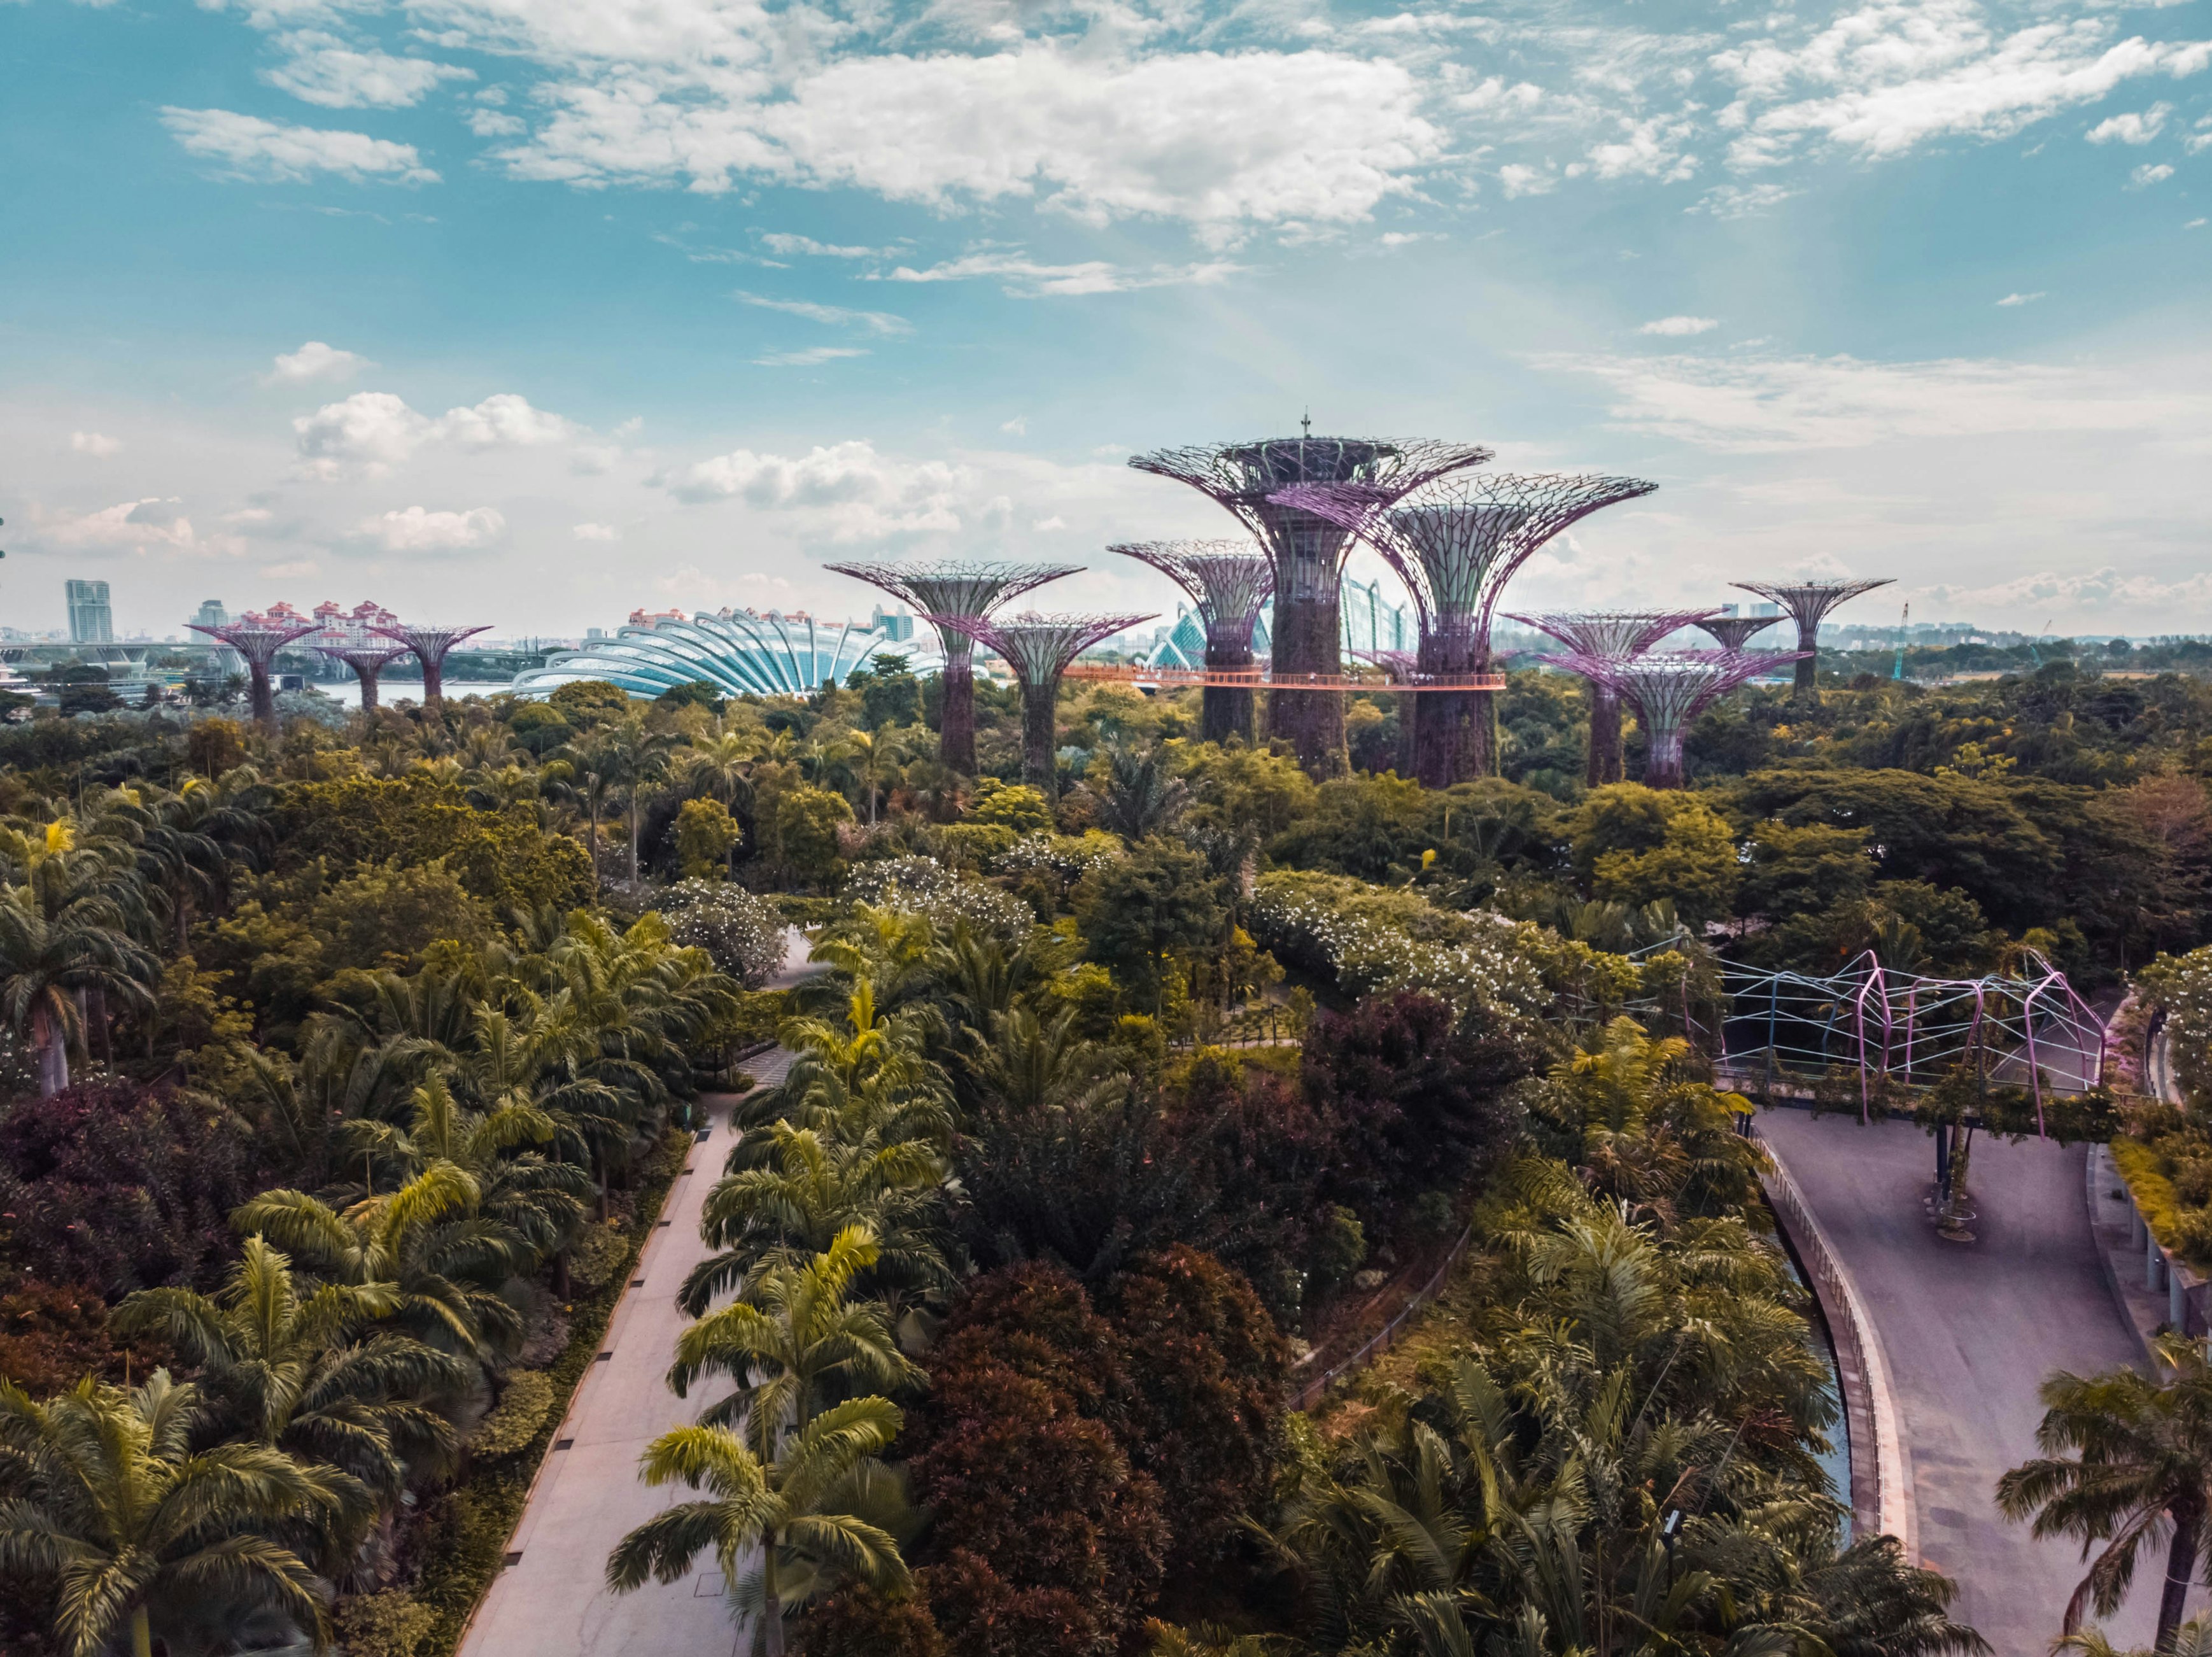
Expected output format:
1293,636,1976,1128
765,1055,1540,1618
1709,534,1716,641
630,796,642,884
131,1605,154,1657
761,1542,784,1657
587,801,601,889
32,1000,69,1097
2159,1501,2201,1651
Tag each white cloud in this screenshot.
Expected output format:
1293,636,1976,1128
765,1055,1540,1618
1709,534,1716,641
70,432,122,458
355,505,508,552
733,291,910,335
491,46,1442,239
758,234,903,258
264,32,474,109
292,391,577,476
1640,315,1719,336
880,250,1240,297
656,439,973,539
265,340,371,384
753,347,870,367
1713,4,2212,170
2131,161,2176,186
1996,290,2046,306
36,498,204,553
1498,164,1555,198
2190,115,2212,154
1031,515,1067,530
999,416,1027,435
1688,182,1800,217
159,107,439,184
2086,102,2172,143
572,521,619,540
1919,566,2212,615
1544,348,2212,451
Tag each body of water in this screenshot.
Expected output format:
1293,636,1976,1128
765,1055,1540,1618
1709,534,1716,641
292,680,516,709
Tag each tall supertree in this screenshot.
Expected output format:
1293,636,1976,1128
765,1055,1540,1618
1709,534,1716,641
1504,611,1716,786
1694,614,1782,651
187,617,317,733
1110,540,1272,745
931,612,1153,799
1546,650,1805,789
1729,579,1892,700
369,623,490,710
317,633,413,714
824,561,1078,773
1276,471,1659,787
1128,434,1491,777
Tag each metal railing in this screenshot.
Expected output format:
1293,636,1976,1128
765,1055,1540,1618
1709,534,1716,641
1290,1223,1476,1413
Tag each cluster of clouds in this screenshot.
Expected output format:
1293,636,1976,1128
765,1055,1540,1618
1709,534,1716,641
150,0,2207,250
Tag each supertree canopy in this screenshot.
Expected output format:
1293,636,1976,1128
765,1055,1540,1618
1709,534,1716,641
1547,649,1804,788
932,612,1152,798
1694,614,1782,651
825,560,1078,773
1129,434,1490,777
1504,610,1716,786
1278,471,1658,786
1110,540,1272,744
1730,579,1893,699
188,617,317,732
369,623,490,709
316,633,413,714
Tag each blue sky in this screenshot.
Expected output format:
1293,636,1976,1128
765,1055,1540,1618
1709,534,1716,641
4,0,2208,640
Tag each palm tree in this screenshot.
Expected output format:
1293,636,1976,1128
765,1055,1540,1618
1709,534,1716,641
0,1370,338,1657
2059,1617,2212,1656
1998,1333,2212,1650
113,1236,467,1512
605,1397,911,1657
0,881,157,1094
1091,740,1188,840
235,1163,532,1362
842,729,905,828
667,1228,922,1458
961,1005,1125,1119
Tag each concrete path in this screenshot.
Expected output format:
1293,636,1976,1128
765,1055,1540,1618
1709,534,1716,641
1759,1109,2189,1652
460,1050,793,1657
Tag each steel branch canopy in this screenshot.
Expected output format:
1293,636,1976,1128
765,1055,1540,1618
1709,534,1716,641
1110,539,1273,744
369,623,490,708
1547,648,1805,788
187,617,316,731
315,633,414,714
932,611,1153,797
1695,615,1784,651
1729,579,1894,699
1504,610,1718,786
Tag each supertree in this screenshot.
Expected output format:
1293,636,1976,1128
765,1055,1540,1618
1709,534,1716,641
1546,649,1805,788
1110,540,1272,744
824,560,1078,773
1503,611,1716,786
187,616,317,733
1729,579,1893,700
369,623,490,710
1276,471,1658,786
316,632,413,714
1694,614,1782,651
931,612,1153,799
1128,434,1491,777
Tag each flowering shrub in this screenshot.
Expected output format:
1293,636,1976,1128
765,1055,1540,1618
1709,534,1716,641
990,832,1124,883
2140,945,2212,1105
1248,870,1551,1036
661,880,789,987
844,855,1032,944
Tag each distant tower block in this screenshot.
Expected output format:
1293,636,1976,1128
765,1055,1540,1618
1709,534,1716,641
318,633,413,714
1110,540,1272,745
370,623,490,709
188,617,318,733
1504,610,1717,786
1278,471,1658,787
1694,614,1782,651
1129,435,1491,778
1547,649,1806,789
1730,579,1893,700
933,612,1153,799
825,561,1078,773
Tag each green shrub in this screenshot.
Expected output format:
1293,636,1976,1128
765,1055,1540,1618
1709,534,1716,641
567,1223,631,1292
274,776,592,911
335,1590,437,1657
470,1371,555,1460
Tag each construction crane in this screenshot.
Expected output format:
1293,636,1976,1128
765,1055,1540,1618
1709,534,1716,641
1892,600,1910,680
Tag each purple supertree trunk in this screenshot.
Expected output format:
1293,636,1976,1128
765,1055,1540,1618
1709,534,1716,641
931,612,1154,800
1113,542,1272,747
1505,611,1717,787
188,620,317,733
371,624,490,710
940,651,977,774
1730,579,1892,700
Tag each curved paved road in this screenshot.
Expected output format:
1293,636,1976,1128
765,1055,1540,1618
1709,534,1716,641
1760,1108,2191,1652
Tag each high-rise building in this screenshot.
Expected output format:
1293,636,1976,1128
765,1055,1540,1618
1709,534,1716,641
190,599,230,631
66,579,113,645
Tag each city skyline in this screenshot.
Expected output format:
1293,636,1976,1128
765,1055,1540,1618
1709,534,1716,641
4,0,2208,638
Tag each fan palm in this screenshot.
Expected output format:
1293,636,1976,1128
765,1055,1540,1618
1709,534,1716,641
1997,1333,2212,1649
605,1396,910,1657
1092,741,1189,840
961,1004,1125,1118
113,1236,467,1514
0,1370,339,1657
667,1227,922,1458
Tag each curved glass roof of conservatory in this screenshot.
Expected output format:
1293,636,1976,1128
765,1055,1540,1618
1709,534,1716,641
511,609,942,700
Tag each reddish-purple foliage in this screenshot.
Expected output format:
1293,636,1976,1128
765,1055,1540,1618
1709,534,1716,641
0,1079,261,1296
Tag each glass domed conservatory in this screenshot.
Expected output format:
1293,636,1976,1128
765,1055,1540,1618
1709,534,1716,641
511,607,941,701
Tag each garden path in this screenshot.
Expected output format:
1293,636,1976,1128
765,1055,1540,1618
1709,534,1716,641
1759,1108,2194,1653
456,1048,792,1657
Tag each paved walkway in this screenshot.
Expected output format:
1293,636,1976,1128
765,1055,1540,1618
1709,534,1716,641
460,1048,793,1657
1760,1109,2188,1652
